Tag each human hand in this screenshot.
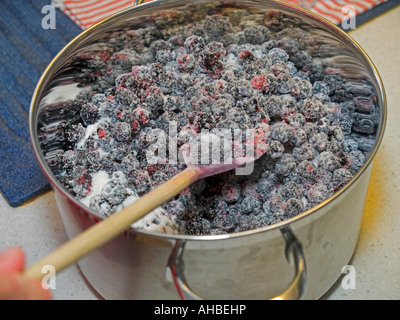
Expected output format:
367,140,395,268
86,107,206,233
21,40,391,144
0,247,52,300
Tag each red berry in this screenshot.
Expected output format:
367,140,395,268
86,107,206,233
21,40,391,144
98,128,106,138
251,75,269,92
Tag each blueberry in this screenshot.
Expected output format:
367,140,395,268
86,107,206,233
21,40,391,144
312,81,330,95
306,183,332,204
275,154,296,176
332,168,353,190
270,122,292,143
347,150,366,174
267,48,289,64
293,143,316,162
280,181,302,200
291,77,313,99
203,15,232,39
213,212,236,232
127,168,151,194
221,181,241,204
163,200,187,220
285,198,304,216
302,99,327,121
310,132,328,151
101,181,128,205
342,138,359,153
243,26,271,45
266,140,285,159
314,167,333,186
185,217,212,235
89,195,113,217
289,128,307,147
177,53,197,72
184,35,206,57
113,122,132,142
80,103,100,126
317,151,341,171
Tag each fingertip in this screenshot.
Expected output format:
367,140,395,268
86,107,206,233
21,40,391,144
0,274,53,300
24,278,53,300
0,247,26,273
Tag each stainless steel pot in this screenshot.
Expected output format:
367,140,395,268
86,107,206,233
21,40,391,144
29,0,386,299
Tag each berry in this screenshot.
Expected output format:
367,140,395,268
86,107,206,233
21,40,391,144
251,75,270,92
80,103,100,126
306,183,332,204
127,168,151,194
285,198,304,216
317,151,341,171
275,154,296,176
266,140,285,159
302,99,327,121
243,26,270,45
203,15,232,39
293,143,316,162
185,217,212,235
184,35,206,57
270,122,292,143
332,168,353,190
347,150,366,174
101,181,128,206
240,196,262,215
221,181,241,204
38,12,378,236
267,48,289,64
113,122,132,142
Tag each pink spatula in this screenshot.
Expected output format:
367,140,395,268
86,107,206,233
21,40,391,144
24,132,267,279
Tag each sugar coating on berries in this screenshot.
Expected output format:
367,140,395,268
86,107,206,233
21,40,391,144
39,9,378,236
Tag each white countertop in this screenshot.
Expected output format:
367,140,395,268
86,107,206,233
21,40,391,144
0,6,399,300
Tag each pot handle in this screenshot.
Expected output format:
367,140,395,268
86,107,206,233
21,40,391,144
166,226,307,300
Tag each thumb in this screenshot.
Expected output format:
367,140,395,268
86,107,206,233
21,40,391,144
0,247,25,273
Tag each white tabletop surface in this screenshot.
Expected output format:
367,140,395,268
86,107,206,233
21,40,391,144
0,5,399,300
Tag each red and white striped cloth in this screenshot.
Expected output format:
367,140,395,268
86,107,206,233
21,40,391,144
53,0,387,29
311,0,386,23
52,0,152,29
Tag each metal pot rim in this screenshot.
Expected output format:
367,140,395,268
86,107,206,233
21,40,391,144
29,0,387,241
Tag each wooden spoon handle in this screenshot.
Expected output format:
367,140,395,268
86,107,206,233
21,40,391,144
24,167,200,279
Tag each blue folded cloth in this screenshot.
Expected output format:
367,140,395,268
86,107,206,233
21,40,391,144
0,0,81,206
